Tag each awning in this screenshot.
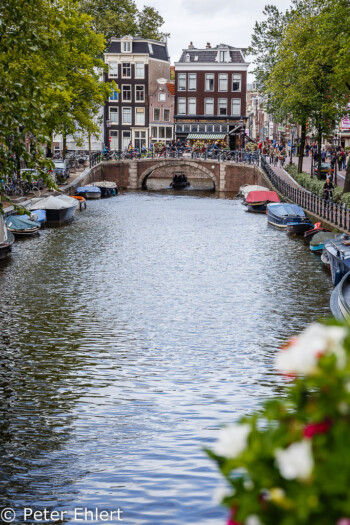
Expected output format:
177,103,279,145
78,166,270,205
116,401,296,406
186,133,227,140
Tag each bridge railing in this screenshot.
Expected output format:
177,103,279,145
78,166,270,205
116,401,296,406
261,156,350,232
90,149,261,166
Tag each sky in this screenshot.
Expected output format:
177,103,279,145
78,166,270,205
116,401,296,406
134,0,292,79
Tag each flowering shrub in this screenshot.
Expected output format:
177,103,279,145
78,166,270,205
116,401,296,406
192,141,205,152
209,321,350,525
153,141,165,153
246,142,258,151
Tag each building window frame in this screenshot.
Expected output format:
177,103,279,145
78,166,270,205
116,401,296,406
177,97,186,115
135,85,145,102
122,84,132,102
135,107,145,126
122,107,132,125
188,97,196,115
188,73,197,91
232,74,242,92
158,92,166,102
218,73,228,92
109,87,119,101
122,63,131,78
153,108,161,121
218,98,228,116
231,98,241,116
163,109,170,122
205,73,215,92
121,38,132,53
204,98,214,115
135,62,145,79
178,73,186,91
109,62,118,78
109,107,119,124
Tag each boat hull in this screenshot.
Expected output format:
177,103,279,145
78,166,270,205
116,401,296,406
99,187,116,198
246,203,267,213
304,227,331,243
287,222,313,235
330,272,350,321
45,205,76,226
0,231,15,260
76,191,101,200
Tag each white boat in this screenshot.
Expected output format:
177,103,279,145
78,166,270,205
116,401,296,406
91,180,118,198
0,215,15,259
29,195,77,225
238,184,270,199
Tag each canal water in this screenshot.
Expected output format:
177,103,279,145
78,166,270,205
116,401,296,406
0,192,332,525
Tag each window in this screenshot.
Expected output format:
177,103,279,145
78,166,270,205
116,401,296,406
109,89,119,101
177,98,186,115
158,92,166,102
191,124,198,132
110,131,118,149
188,97,196,115
151,126,157,138
205,98,214,115
153,108,161,121
219,50,228,62
122,85,131,102
148,43,153,55
199,124,205,132
218,98,227,115
178,74,186,91
135,85,145,102
164,109,170,122
207,125,213,133
166,127,172,139
184,124,190,133
135,107,145,125
109,107,119,124
122,107,132,124
122,131,131,150
109,62,118,78
232,74,242,92
219,74,228,91
159,127,165,139
122,40,131,53
135,62,145,78
176,124,183,133
231,99,241,116
122,63,131,78
214,124,221,132
188,74,197,91
205,74,214,91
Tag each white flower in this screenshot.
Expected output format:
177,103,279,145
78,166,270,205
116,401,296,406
276,323,347,375
275,440,314,481
212,483,234,503
213,423,250,458
245,515,263,525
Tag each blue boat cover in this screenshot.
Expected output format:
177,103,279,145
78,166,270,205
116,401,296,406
30,209,46,223
76,186,101,193
268,203,305,217
6,215,40,230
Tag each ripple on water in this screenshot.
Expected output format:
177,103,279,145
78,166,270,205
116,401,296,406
0,193,332,523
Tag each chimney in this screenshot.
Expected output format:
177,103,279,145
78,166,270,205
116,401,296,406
206,42,211,48
189,41,194,49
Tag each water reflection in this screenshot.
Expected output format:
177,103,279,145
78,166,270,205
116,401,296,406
0,193,332,524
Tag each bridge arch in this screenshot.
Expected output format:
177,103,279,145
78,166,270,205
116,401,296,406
138,160,218,190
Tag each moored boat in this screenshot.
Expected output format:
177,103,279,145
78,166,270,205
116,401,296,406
72,195,87,211
0,215,15,259
170,172,190,190
91,181,118,197
29,209,47,224
304,222,331,243
245,190,280,213
286,220,313,235
29,195,77,226
75,186,101,200
310,231,338,254
267,203,310,229
330,271,350,321
238,184,269,199
5,215,41,236
323,235,350,285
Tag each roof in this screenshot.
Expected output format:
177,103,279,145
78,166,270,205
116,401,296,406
178,45,246,64
187,133,227,140
167,82,175,95
107,39,169,62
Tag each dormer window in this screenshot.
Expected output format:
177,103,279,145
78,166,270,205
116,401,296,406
219,50,228,62
148,43,153,55
121,37,132,53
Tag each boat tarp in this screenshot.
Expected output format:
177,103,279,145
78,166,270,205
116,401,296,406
91,181,117,188
30,195,76,210
240,184,269,198
76,186,101,193
56,195,78,206
267,203,305,217
5,215,40,230
246,191,280,204
30,210,46,223
310,231,338,246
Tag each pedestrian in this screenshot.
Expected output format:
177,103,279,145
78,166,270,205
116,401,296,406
279,149,286,168
321,148,326,162
269,146,274,164
343,151,348,170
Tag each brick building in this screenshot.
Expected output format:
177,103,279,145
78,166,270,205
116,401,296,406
104,36,170,150
149,78,175,145
174,43,249,148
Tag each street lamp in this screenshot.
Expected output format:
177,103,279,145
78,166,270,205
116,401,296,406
239,118,245,151
289,124,297,165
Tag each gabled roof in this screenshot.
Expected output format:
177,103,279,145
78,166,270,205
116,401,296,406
177,44,246,64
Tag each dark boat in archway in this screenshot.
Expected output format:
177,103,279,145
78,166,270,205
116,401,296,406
170,172,190,190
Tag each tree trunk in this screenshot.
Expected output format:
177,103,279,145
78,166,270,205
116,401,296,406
62,133,67,160
316,127,322,180
343,156,350,193
298,123,306,173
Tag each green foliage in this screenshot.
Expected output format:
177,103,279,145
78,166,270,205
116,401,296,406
209,321,350,524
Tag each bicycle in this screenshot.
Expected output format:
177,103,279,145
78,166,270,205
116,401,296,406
4,179,24,197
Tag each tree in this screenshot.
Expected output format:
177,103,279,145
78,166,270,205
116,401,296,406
80,0,168,43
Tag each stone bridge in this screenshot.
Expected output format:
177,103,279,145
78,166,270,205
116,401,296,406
68,158,268,193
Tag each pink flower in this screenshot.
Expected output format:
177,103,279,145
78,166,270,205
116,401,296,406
304,419,332,439
337,519,350,525
227,508,240,525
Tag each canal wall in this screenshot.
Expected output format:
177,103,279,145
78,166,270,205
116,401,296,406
65,159,269,193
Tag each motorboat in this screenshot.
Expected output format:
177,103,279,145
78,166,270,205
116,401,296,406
0,215,15,259
5,215,40,236
286,220,313,235
323,235,350,285
304,222,331,243
245,190,280,213
91,181,118,197
29,195,77,225
72,195,87,211
29,209,47,224
267,203,311,229
309,231,338,254
75,186,101,200
330,271,350,321
170,173,190,190
238,184,269,199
